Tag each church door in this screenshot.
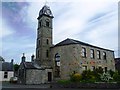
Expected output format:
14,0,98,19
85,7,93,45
48,72,52,82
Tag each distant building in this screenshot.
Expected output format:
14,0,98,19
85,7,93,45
18,5,115,84
115,58,120,72
0,56,14,81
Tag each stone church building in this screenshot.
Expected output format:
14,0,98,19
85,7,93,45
18,5,115,84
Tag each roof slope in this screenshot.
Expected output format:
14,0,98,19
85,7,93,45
54,38,113,51
23,62,51,69
1,62,14,71
23,62,37,69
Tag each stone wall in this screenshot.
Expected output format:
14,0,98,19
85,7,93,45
51,44,115,80
26,69,52,84
51,82,120,89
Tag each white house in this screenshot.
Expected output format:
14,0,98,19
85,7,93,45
0,56,14,81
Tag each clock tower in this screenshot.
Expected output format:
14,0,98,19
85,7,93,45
36,5,54,66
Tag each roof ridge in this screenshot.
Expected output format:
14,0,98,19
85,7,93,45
54,38,113,51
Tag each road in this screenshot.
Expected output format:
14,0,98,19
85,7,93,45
1,82,120,90
2,88,120,90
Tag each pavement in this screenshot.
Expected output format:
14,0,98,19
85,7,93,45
1,82,120,90
1,81,51,89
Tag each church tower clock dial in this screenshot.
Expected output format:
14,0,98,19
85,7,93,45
36,5,54,66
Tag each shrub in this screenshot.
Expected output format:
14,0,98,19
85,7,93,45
113,71,120,83
108,70,115,77
58,80,71,84
82,70,93,80
70,73,82,82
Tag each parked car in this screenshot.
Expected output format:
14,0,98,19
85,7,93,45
10,77,18,83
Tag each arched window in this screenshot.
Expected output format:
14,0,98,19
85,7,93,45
55,53,60,62
81,47,86,57
97,50,101,59
55,53,60,77
46,21,49,27
103,52,106,60
46,39,49,45
90,49,94,59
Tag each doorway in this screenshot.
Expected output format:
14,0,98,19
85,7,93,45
48,72,52,82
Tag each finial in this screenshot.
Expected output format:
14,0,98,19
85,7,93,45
23,53,25,56
45,0,48,5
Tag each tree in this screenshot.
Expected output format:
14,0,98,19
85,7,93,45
14,64,20,72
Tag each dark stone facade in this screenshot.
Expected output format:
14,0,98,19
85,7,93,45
115,58,120,72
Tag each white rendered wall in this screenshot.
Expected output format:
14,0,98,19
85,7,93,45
0,71,14,81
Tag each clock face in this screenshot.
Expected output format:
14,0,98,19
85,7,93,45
46,9,51,15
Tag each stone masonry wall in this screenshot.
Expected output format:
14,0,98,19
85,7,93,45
51,44,115,80
26,69,53,84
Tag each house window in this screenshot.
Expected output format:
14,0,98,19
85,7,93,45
97,50,101,59
46,50,49,58
90,49,94,59
4,72,8,78
103,52,106,60
46,39,49,45
81,47,86,57
46,21,49,27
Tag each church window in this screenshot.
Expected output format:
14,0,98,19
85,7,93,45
90,49,94,59
97,50,101,59
46,50,49,58
4,72,8,78
103,52,106,60
55,53,60,62
46,21,49,27
46,39,49,45
81,47,86,57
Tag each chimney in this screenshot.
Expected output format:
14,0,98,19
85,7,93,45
21,53,26,62
11,59,14,64
31,54,35,62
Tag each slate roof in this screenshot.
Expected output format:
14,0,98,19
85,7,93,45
1,62,14,71
23,62,52,70
23,62,37,69
54,38,113,52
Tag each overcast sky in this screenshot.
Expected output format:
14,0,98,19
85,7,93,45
1,0,119,64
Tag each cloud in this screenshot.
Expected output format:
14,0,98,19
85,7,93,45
1,19,15,38
1,1,118,63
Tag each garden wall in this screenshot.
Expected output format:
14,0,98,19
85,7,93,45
51,82,120,89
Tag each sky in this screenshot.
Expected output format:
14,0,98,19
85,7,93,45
1,0,119,64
